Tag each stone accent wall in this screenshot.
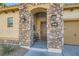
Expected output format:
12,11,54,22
19,4,34,47
47,4,63,52
19,3,64,53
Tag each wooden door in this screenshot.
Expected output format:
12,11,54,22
41,22,47,40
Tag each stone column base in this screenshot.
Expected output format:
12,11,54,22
48,48,62,53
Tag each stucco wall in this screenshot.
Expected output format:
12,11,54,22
27,4,49,13
64,9,79,20
0,11,19,40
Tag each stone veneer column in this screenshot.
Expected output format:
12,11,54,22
47,4,64,53
19,4,34,47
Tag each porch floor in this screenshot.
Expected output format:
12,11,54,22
31,40,47,49
24,40,62,56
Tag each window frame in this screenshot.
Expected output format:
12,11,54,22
7,17,13,27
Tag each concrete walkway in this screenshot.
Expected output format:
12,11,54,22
24,40,79,56
24,48,61,56
24,40,61,56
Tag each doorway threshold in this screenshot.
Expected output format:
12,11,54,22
31,40,47,49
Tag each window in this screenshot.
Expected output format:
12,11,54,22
7,17,13,27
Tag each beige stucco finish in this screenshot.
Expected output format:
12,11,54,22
27,4,49,13
0,11,19,40
64,9,79,20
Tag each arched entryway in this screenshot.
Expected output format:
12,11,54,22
31,7,47,49
19,4,63,53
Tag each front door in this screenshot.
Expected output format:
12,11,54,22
41,22,47,41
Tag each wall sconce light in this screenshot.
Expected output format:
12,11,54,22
51,15,58,27
51,21,58,27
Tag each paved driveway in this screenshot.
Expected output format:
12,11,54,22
63,45,79,56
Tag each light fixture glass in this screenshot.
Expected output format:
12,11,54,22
51,15,58,27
